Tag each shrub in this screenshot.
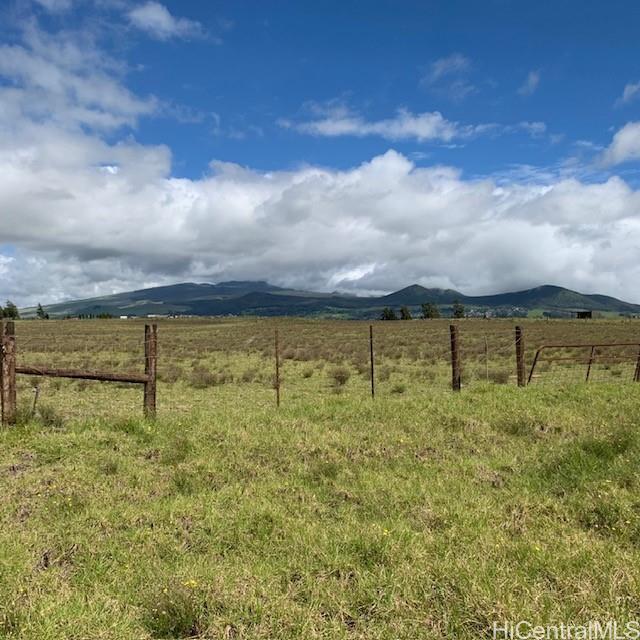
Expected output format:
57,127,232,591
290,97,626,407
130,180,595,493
189,366,216,389
391,382,407,394
378,366,391,382
240,368,258,383
301,367,314,379
159,366,183,384
329,366,350,387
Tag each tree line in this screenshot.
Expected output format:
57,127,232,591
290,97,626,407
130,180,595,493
380,301,465,320
0,301,20,319
0,302,51,320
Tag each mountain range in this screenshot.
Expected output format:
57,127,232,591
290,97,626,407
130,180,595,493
22,281,640,319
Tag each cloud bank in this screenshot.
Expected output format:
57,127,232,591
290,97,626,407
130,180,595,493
1,21,640,307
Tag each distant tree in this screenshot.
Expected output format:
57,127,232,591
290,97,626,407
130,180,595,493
399,305,412,320
421,302,440,319
36,303,49,320
452,300,465,319
380,307,398,321
3,300,19,320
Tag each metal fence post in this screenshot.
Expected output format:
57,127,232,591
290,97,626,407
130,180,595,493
274,328,281,407
144,324,157,419
515,325,526,387
450,324,461,392
369,324,375,399
1,321,17,425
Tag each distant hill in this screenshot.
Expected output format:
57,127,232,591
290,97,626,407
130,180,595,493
20,281,640,319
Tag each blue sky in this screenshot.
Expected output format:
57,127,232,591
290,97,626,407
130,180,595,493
1,0,640,304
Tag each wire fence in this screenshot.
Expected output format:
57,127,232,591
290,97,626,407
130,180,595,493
2,317,640,424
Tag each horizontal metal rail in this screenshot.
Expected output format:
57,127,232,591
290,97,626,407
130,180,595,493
528,342,640,384
16,365,149,385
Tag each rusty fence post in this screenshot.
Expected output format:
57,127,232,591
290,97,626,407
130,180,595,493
1,320,17,426
515,325,526,387
144,324,157,419
274,328,281,407
449,324,461,392
369,324,375,399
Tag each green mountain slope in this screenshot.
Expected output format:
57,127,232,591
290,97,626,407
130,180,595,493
21,281,640,318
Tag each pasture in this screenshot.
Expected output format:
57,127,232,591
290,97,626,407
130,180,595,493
1,318,640,638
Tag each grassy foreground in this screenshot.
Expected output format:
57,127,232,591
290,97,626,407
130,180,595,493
1,384,640,639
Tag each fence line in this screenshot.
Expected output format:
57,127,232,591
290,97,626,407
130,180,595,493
1,321,157,425
3,319,640,425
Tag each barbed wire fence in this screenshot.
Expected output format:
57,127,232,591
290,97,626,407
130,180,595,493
2,318,640,425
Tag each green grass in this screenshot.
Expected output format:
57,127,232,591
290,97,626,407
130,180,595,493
2,383,640,638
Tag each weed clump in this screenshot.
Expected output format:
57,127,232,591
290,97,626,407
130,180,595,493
189,367,233,389
37,405,65,429
143,581,209,639
488,370,510,385
329,366,350,388
189,366,216,389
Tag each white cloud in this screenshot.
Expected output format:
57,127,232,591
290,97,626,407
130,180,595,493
601,122,640,166
426,53,471,83
422,53,476,102
518,70,540,96
128,2,204,40
0,24,156,132
3,131,640,305
615,81,640,107
281,104,548,143
280,106,465,142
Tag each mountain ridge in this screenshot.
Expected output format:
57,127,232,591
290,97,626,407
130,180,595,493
20,281,640,319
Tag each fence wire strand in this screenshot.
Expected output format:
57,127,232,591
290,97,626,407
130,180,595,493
4,318,640,423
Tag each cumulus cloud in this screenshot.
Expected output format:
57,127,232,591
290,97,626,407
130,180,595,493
518,70,540,96
127,2,204,40
615,81,640,107
601,121,640,166
2,22,640,306
3,132,640,305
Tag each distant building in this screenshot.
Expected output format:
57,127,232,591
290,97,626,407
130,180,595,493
574,310,593,319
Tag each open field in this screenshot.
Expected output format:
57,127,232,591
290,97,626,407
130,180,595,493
2,318,640,638
8,317,640,420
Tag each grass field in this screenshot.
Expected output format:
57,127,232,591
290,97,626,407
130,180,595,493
2,318,640,638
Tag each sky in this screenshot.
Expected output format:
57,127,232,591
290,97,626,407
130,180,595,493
1,0,640,306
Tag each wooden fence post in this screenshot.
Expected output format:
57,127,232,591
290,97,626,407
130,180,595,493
1,321,17,426
634,347,640,382
450,324,461,392
515,325,526,387
369,324,375,399
274,328,281,407
144,324,157,419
